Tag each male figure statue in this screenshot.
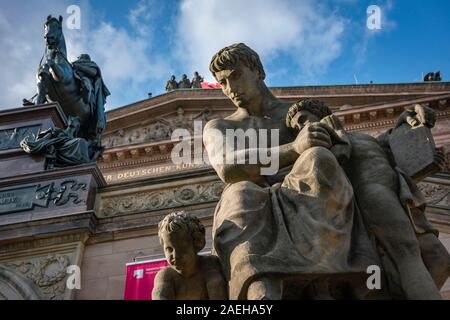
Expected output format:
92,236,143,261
166,75,178,92
203,43,379,300
178,74,191,89
72,54,95,104
72,53,110,136
191,71,204,88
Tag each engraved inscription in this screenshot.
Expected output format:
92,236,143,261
0,186,36,214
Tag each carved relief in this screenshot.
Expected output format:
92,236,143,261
103,108,229,148
0,180,87,216
0,125,41,151
417,182,450,207
0,265,44,300
101,181,225,216
2,254,71,300
49,180,87,206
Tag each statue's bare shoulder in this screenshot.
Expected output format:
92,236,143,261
204,111,247,133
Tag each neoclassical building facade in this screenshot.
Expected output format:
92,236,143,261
0,82,449,299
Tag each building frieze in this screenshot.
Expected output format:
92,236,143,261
100,180,225,217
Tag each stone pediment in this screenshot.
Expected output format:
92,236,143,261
102,106,230,148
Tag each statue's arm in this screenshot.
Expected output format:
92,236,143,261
152,268,176,300
203,120,299,184
204,256,228,300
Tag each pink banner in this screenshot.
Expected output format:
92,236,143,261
124,259,168,300
201,82,222,89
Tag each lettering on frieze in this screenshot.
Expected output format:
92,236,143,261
103,163,209,183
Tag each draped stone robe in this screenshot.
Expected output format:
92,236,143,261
212,146,380,300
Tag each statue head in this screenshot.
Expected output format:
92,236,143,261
158,211,206,274
182,74,188,80
171,75,176,81
286,99,332,130
209,43,266,81
44,15,63,50
209,43,267,108
194,71,199,77
78,54,91,62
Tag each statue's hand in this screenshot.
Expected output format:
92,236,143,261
414,104,436,128
397,104,436,128
293,123,332,155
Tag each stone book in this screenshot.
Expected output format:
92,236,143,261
389,123,440,181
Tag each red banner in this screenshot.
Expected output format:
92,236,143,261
201,82,222,89
123,259,168,300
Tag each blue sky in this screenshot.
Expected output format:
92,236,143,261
0,0,449,111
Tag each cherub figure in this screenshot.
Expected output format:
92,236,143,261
152,211,228,300
286,99,450,300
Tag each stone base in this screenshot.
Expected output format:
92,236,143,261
0,163,106,300
0,103,67,179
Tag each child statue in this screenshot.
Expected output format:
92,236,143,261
152,211,228,300
285,99,449,300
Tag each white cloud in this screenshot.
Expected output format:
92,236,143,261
0,0,169,111
0,0,70,109
175,0,346,83
128,0,162,37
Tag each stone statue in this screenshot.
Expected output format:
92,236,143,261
203,43,381,300
25,15,109,163
424,71,442,82
166,75,179,92
191,71,204,89
152,211,228,300
178,74,191,89
72,54,109,119
20,116,101,169
203,43,449,300
434,71,442,81
286,99,450,299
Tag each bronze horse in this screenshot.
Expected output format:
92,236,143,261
34,15,106,145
